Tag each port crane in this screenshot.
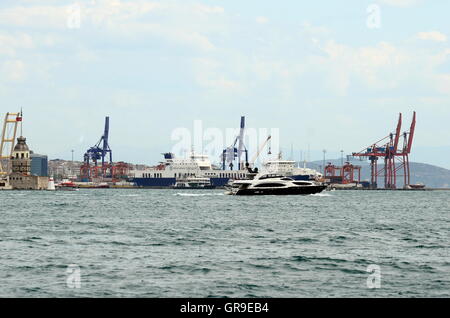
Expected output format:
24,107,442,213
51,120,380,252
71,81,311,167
352,111,416,189
81,116,113,179
250,135,271,167
222,116,248,170
324,161,361,184
0,112,22,175
80,117,130,182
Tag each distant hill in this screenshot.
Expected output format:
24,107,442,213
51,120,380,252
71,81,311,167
303,159,450,188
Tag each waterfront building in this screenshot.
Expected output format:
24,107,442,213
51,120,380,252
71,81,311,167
9,136,48,190
31,153,48,177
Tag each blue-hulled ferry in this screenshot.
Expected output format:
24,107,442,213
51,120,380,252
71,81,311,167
131,152,322,188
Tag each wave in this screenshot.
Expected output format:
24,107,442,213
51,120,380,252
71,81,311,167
310,192,333,197
173,193,225,197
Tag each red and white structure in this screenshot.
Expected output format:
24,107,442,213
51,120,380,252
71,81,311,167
352,112,416,189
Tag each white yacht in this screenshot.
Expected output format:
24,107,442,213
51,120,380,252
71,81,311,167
226,173,327,196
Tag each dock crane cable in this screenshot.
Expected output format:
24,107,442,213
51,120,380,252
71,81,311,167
250,135,272,167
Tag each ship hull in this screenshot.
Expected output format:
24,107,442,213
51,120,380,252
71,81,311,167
171,186,216,190
132,177,176,188
210,177,230,187
291,175,314,181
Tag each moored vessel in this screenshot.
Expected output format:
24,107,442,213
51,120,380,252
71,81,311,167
226,173,327,195
131,151,322,188
55,179,79,191
132,152,248,188
406,183,426,189
172,177,216,189
262,152,322,181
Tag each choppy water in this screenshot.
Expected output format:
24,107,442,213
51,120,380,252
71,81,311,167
0,189,449,297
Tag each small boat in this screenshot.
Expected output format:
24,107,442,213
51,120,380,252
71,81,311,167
171,177,216,189
226,173,327,195
55,180,79,191
406,183,426,189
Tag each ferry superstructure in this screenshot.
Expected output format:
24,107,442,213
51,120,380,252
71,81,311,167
131,152,322,188
263,159,322,181
131,153,248,188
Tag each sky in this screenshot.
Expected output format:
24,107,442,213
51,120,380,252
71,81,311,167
0,0,449,168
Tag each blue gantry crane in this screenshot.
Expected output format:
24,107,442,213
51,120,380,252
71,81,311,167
81,117,113,179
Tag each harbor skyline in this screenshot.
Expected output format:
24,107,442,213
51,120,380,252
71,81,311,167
1,1,449,168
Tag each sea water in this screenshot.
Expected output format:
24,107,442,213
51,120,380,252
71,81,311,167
0,189,449,297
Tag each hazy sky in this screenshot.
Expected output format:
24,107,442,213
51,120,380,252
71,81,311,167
1,0,449,168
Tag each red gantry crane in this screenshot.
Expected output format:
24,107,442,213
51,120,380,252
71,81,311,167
352,112,416,189
324,162,361,185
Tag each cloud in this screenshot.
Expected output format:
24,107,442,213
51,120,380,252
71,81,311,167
0,5,67,29
312,39,450,96
256,16,269,24
0,32,34,57
0,1,222,51
192,58,241,90
1,60,27,82
1,2,447,99
378,0,421,7
436,74,450,94
193,4,224,14
416,31,448,43
0,1,163,29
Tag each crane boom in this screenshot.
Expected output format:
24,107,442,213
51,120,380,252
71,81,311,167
250,135,271,165
237,116,245,169
393,113,402,152
0,112,21,175
102,116,111,164
406,111,416,154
